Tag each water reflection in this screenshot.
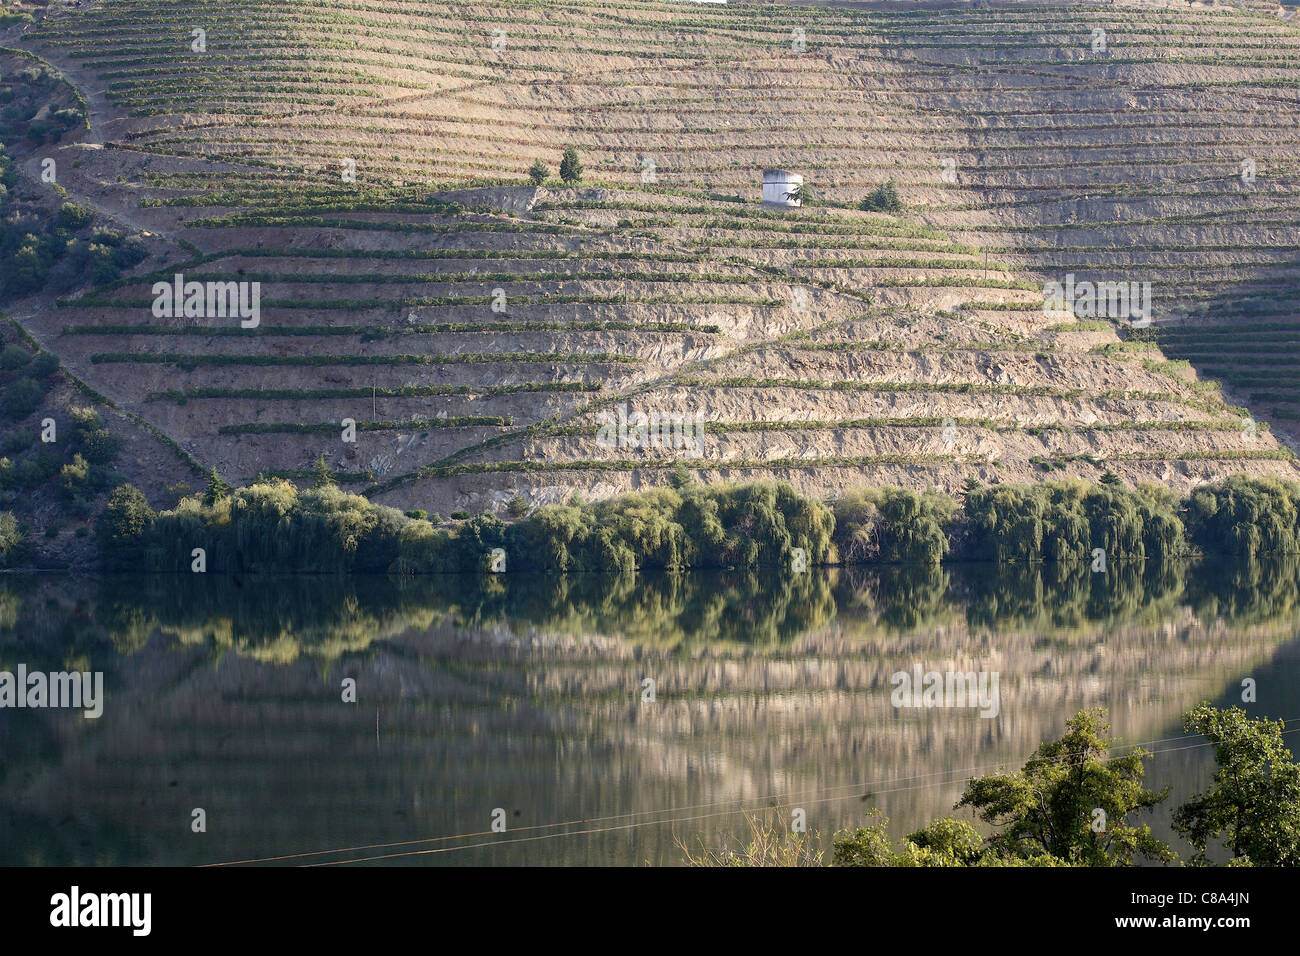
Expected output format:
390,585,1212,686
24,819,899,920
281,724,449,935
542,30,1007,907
1,555,1299,865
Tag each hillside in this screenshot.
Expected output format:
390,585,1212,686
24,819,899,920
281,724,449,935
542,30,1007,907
4,0,1300,520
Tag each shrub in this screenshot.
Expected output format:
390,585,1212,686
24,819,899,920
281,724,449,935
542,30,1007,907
28,351,59,378
528,159,548,185
785,183,815,206
834,813,998,867
87,475,1300,576
73,423,121,465
2,376,48,419
95,484,156,571
0,510,20,563
56,202,94,231
111,236,148,271
859,180,902,214
59,452,90,498
0,345,30,370
14,450,61,490
202,468,231,506
683,811,823,867
0,428,31,455
86,242,120,285
4,244,47,295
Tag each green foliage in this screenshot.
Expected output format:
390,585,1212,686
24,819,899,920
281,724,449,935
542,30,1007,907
92,475,1300,575
559,144,582,183
528,159,548,185
962,479,1186,564
956,708,1173,865
312,453,336,489
69,406,120,465
0,345,30,370
28,351,59,379
1185,475,1300,559
833,487,956,566
0,69,143,303
56,202,94,231
0,427,30,456
203,467,231,506
131,479,411,575
1173,704,1300,866
833,703,1300,869
783,183,812,205
500,481,834,573
98,478,835,575
0,165,136,300
0,509,20,564
669,462,694,489
859,180,902,213
832,812,1073,867
59,452,90,494
94,484,156,571
2,375,48,419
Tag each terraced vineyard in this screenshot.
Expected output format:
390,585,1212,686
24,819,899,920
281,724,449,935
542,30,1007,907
7,0,1300,515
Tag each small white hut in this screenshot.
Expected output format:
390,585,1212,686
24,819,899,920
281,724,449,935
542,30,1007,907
762,169,802,207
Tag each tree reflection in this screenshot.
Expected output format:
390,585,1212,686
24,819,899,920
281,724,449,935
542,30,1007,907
0,555,1295,664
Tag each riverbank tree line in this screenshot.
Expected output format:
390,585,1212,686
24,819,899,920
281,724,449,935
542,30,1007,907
93,471,1300,574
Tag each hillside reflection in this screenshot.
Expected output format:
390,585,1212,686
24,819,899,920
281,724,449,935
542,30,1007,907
1,557,1299,866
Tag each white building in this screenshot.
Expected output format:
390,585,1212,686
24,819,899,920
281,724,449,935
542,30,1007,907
762,169,802,207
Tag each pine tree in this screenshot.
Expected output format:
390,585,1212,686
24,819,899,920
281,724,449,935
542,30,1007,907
559,145,582,183
312,453,336,488
203,467,230,506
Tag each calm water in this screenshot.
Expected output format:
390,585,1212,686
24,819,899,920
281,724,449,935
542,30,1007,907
2,560,1299,866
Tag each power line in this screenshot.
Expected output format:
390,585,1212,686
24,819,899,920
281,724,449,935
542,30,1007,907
206,717,1300,866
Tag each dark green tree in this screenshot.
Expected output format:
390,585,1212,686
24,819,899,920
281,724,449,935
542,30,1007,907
859,180,902,213
957,708,1173,865
559,145,583,184
1174,703,1300,866
203,467,231,505
312,453,336,489
528,159,548,185
95,484,156,571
